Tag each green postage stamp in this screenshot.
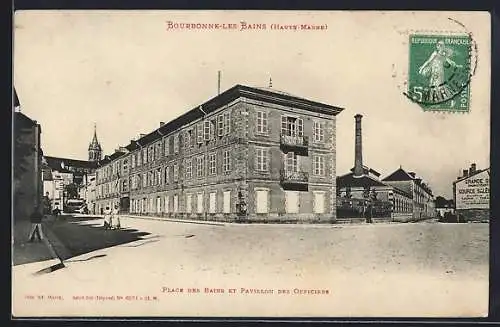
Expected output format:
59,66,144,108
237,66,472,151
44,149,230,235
407,34,472,112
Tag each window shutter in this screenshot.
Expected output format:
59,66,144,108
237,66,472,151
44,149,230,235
297,118,304,137
281,116,288,135
217,115,224,136
197,123,203,143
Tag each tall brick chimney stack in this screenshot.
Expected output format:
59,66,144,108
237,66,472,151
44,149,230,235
354,114,363,177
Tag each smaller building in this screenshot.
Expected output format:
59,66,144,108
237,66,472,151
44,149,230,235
42,156,98,212
434,196,455,218
453,163,489,222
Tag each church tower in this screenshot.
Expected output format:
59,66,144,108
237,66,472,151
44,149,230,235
88,123,103,162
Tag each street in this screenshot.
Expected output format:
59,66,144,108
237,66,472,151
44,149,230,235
12,216,489,317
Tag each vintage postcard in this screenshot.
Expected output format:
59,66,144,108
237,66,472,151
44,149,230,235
12,10,491,318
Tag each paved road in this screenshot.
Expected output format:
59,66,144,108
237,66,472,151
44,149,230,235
12,216,489,317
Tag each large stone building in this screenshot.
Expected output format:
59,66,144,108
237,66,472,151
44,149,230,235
453,163,489,222
13,88,43,220
95,84,344,222
382,167,436,220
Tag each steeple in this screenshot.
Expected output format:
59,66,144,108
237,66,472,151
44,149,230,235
88,123,102,162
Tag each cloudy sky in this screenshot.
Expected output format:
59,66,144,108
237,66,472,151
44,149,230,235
13,11,490,198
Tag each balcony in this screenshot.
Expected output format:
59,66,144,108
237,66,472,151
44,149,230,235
280,134,309,154
280,170,309,190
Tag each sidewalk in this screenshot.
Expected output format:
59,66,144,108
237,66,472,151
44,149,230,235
120,214,226,226
12,216,71,266
12,219,55,266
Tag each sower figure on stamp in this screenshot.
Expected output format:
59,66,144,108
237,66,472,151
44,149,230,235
418,40,463,87
28,205,44,242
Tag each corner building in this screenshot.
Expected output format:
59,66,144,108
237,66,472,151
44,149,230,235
96,85,343,223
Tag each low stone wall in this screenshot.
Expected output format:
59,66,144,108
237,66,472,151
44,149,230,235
456,209,489,222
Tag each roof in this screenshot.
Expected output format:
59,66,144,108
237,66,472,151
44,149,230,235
116,84,344,152
382,167,433,196
14,112,38,129
44,156,98,172
453,167,490,185
382,167,414,182
349,165,381,177
337,172,388,188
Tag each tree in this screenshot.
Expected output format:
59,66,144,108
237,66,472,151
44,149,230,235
64,183,79,199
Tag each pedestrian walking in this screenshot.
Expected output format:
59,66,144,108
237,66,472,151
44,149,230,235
103,206,112,230
112,204,121,229
28,205,44,242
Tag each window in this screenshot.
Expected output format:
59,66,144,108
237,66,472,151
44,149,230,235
149,145,154,162
163,166,170,184
142,148,147,164
314,121,325,143
313,156,325,176
223,112,231,135
196,156,204,178
164,137,170,155
209,192,216,213
122,180,128,192
256,111,268,134
173,134,179,153
281,116,303,137
164,195,169,213
223,150,231,172
204,120,213,141
157,142,162,159
255,188,269,213
185,158,192,179
223,191,231,213
209,152,216,175
186,194,192,213
157,168,162,185
285,152,299,173
197,193,204,213
184,130,192,150
131,155,135,168
173,163,179,182
256,147,269,172
197,123,203,144
173,195,178,213
313,191,326,214
217,115,224,136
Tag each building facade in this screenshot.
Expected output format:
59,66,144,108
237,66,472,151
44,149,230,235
382,167,436,220
13,92,43,220
95,85,343,222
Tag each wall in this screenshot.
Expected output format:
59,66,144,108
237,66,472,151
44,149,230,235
14,116,42,220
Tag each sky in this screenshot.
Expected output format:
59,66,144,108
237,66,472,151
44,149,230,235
13,11,491,198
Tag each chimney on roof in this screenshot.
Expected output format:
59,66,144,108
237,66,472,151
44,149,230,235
160,122,165,127
139,133,145,138
353,114,363,177
409,172,416,178
469,163,477,176
462,169,469,178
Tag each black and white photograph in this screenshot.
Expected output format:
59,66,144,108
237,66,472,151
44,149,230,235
12,10,491,317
